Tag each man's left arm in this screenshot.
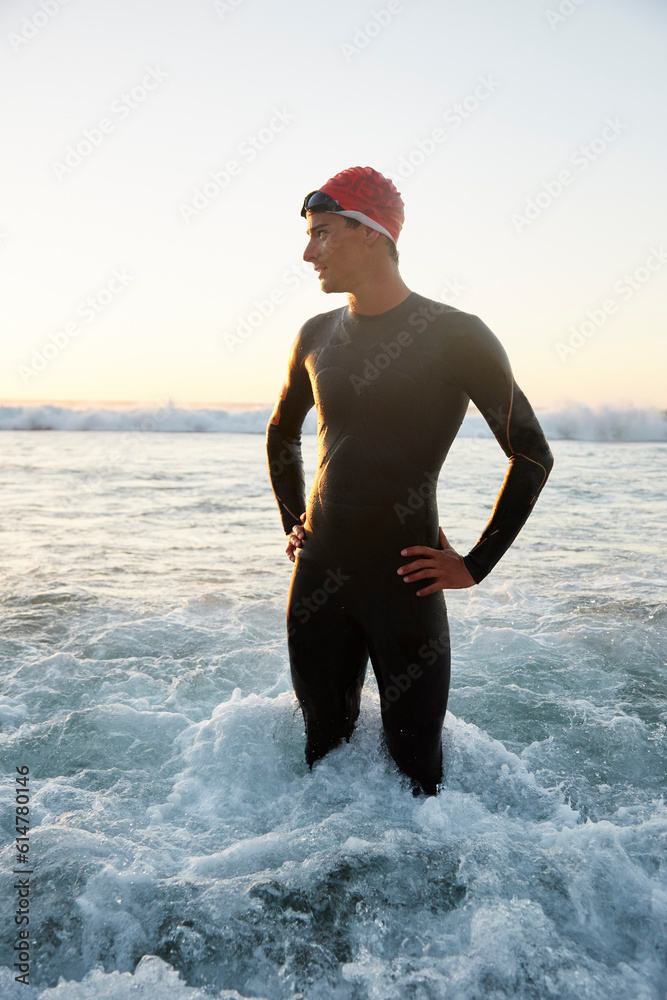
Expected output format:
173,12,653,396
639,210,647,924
455,315,554,584
398,314,553,591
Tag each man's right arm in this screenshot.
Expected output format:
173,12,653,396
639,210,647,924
266,327,315,536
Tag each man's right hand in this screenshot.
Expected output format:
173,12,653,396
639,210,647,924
286,512,307,562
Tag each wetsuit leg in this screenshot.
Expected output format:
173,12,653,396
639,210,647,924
364,586,451,795
287,557,368,766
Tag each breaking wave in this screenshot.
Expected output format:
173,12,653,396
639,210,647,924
0,402,665,440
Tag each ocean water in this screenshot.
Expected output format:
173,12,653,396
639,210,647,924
0,426,665,1000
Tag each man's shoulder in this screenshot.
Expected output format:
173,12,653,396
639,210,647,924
409,293,493,339
295,305,347,347
411,291,466,317
407,295,510,374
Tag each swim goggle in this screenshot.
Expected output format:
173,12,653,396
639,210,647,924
300,190,345,217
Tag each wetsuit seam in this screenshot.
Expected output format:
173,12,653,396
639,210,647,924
279,500,302,525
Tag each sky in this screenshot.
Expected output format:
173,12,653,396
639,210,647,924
1,0,666,410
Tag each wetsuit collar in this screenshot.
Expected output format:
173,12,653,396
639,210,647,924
343,290,418,327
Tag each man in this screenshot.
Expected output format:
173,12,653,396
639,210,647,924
266,166,553,795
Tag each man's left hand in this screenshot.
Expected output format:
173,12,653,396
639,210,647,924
397,527,476,595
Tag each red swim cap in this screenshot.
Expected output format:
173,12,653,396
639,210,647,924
308,166,404,244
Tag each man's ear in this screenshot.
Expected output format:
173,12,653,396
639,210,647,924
363,227,381,246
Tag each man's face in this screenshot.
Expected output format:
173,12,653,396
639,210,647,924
302,212,367,293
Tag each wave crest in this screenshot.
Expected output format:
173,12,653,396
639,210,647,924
0,402,664,440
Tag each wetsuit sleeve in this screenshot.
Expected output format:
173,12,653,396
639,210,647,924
266,327,315,534
450,315,554,584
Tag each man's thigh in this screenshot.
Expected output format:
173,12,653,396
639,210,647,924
286,557,368,718
364,586,451,770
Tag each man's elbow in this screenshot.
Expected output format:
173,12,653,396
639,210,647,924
516,435,553,493
266,421,282,466
523,422,554,480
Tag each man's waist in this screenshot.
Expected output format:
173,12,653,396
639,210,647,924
305,497,439,542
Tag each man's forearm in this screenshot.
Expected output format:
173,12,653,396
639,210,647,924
266,326,314,535
463,384,554,584
266,422,307,534
463,449,553,583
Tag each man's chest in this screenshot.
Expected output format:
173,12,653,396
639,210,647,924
304,333,456,415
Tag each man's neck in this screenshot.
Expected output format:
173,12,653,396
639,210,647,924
347,275,412,316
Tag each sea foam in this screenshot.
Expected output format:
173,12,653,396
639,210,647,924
0,402,665,440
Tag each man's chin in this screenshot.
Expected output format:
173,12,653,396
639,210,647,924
320,276,344,294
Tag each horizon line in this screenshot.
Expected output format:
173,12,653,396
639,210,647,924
1,398,665,414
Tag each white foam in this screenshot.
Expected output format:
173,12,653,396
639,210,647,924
0,402,664,439
0,955,270,999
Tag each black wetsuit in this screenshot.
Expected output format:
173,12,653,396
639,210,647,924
266,292,553,793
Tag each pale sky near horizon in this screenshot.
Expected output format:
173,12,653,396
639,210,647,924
1,0,666,409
